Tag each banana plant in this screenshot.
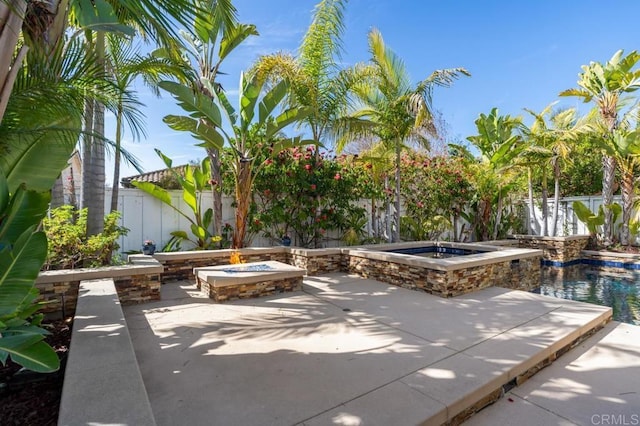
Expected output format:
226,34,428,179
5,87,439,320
466,108,525,240
573,201,622,245
160,72,312,248
0,172,59,373
132,150,219,250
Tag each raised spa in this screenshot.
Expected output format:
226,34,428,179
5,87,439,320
343,241,542,297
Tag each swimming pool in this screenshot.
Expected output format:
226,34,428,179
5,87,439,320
536,266,640,325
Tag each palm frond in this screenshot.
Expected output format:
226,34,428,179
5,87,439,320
367,28,410,97
299,0,346,82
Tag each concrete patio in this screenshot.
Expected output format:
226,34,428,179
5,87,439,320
123,272,629,425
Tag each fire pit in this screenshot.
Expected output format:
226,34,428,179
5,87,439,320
193,260,306,302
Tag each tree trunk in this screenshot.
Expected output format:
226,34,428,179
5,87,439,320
620,168,634,247
232,161,252,249
492,190,503,240
527,167,537,235
81,98,94,211
51,175,65,208
602,154,616,246
0,1,28,126
110,104,123,212
207,147,223,240
551,158,561,236
393,140,401,242
541,171,548,237
83,32,106,236
370,197,377,240
384,175,392,242
452,213,459,242
477,198,491,241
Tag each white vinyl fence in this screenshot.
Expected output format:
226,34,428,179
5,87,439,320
107,188,625,254
525,195,637,240
106,188,384,253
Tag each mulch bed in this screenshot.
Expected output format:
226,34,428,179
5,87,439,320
0,318,72,426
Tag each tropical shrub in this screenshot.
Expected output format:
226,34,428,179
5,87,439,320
42,206,129,270
249,147,373,247
557,136,603,197
133,151,221,250
399,153,473,241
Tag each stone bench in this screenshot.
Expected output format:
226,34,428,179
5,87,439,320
58,279,156,426
194,260,306,302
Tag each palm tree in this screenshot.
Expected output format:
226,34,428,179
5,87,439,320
602,125,640,246
334,28,469,242
106,34,189,212
354,141,394,241
522,104,585,236
80,1,202,236
253,0,353,147
560,49,640,245
253,0,369,247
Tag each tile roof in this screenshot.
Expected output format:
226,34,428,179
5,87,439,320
121,165,189,188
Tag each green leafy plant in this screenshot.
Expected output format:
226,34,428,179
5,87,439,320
0,173,59,373
132,150,221,250
160,72,312,248
249,148,372,248
400,215,452,241
572,201,609,248
400,153,473,241
42,206,129,269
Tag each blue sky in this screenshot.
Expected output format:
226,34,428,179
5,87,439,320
106,0,640,186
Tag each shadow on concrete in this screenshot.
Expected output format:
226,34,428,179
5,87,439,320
122,276,618,426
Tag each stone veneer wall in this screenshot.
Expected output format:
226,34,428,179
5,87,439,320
156,250,289,282
513,235,589,263
36,260,162,318
501,257,541,291
346,254,540,297
288,251,345,275
201,276,303,302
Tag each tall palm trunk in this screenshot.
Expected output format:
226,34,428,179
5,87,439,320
527,167,537,235
393,139,401,242
551,158,561,236
207,147,223,239
81,97,94,208
0,1,28,126
370,197,377,240
602,154,616,245
110,104,123,212
51,176,65,207
620,167,634,246
83,31,106,236
384,175,392,242
541,170,549,236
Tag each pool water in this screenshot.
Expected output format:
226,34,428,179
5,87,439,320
536,267,640,325
388,246,479,257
